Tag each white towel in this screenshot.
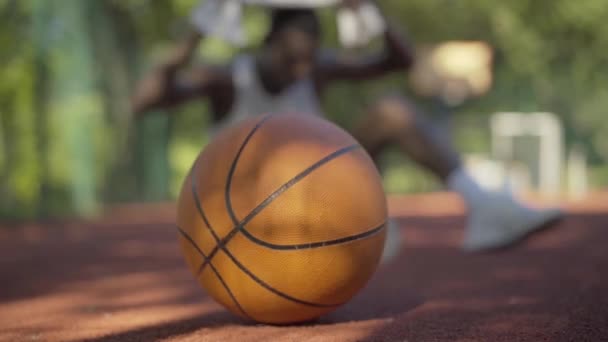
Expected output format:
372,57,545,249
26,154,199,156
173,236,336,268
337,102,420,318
190,0,385,48
337,2,385,48
191,0,246,45
244,0,339,7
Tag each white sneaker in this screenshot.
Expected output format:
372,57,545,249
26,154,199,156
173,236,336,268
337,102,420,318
381,218,402,263
463,193,563,252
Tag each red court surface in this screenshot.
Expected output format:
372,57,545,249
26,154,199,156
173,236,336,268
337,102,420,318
1,192,607,341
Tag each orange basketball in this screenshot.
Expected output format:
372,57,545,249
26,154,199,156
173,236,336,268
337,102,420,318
176,113,387,324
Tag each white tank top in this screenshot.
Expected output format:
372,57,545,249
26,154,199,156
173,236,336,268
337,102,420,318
216,54,323,130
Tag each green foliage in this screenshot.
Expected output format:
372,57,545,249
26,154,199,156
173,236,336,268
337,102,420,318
1,0,607,219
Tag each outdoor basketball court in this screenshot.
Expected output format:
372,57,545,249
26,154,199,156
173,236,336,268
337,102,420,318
1,192,607,341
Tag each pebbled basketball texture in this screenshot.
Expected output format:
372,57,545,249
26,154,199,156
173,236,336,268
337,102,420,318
176,113,387,324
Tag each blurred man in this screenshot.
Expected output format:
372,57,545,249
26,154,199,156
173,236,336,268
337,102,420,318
132,2,561,255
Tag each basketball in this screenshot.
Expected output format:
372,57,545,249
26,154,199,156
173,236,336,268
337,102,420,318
176,113,388,324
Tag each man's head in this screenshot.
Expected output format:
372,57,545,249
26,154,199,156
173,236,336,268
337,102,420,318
261,8,321,89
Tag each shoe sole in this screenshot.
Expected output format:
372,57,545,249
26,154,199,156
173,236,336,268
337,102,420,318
465,211,565,253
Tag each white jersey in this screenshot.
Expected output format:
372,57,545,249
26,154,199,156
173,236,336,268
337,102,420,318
216,54,323,130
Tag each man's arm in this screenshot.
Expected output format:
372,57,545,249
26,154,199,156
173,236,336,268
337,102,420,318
130,30,231,116
316,11,415,85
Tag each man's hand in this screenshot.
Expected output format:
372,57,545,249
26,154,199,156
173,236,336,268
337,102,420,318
165,30,203,70
130,29,203,118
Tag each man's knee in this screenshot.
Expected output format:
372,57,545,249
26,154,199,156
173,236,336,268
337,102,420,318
367,95,418,132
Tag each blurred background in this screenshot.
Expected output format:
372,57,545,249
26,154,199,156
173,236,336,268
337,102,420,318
1,0,607,220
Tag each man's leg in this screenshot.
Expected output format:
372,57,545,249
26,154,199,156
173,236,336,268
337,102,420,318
353,94,562,252
352,94,459,181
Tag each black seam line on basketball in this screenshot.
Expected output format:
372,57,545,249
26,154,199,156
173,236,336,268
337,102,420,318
176,226,251,319
225,114,275,227
236,144,362,230
219,244,342,308
191,158,222,244
195,144,362,308
198,143,362,274
240,221,386,250
195,114,274,274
